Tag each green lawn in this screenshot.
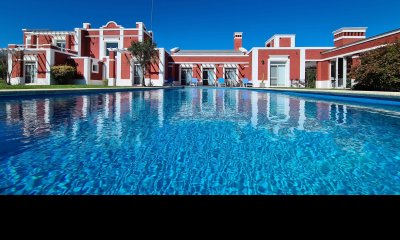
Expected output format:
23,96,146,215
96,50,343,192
0,79,122,90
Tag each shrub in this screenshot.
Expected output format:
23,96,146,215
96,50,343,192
103,79,108,86
51,65,76,85
350,41,400,91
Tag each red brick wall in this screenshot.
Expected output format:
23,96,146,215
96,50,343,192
248,52,252,80
280,38,291,47
72,58,85,79
121,53,131,79
37,52,47,78
317,61,330,81
258,49,301,81
11,53,23,78
305,49,326,60
103,30,120,36
54,52,70,65
192,64,201,80
171,56,249,63
238,64,247,79
334,38,364,47
234,38,242,50
104,22,119,28
87,31,99,58
216,64,224,79
38,35,52,46
80,30,87,56
324,32,400,59
123,30,139,48
91,61,103,80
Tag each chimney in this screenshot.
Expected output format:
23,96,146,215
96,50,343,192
333,27,367,47
234,32,243,51
83,23,91,29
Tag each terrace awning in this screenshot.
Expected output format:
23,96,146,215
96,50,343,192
201,64,215,68
224,64,238,68
180,63,193,68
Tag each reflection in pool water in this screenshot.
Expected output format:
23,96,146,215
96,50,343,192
1,88,400,194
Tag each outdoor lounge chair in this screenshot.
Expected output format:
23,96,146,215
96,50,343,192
165,79,174,86
242,78,252,87
191,78,198,86
218,78,226,87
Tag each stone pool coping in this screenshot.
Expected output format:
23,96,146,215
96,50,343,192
244,87,400,101
0,85,399,101
0,86,183,97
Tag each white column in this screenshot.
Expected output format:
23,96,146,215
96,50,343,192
343,57,347,89
335,58,339,88
158,48,165,86
117,51,121,86
45,49,54,85
300,49,306,84
251,49,259,87
84,58,91,85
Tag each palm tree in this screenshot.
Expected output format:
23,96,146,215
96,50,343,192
128,39,158,87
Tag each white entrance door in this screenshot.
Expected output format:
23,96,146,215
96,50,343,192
270,62,286,87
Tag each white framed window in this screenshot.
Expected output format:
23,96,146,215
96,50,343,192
92,63,99,73
225,68,237,80
56,40,66,50
26,36,31,47
270,62,287,87
105,42,119,56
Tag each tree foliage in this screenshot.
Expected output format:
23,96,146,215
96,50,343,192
0,49,25,85
51,65,76,84
128,39,158,86
350,41,400,91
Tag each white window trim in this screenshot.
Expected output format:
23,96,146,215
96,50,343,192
201,65,217,86
268,56,291,87
179,66,193,85
23,61,38,84
104,40,119,57
223,67,239,81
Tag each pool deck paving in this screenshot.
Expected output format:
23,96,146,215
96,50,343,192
0,85,399,101
251,88,400,101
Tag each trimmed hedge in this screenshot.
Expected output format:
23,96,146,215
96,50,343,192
51,65,76,85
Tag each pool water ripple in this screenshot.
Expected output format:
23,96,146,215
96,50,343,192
0,88,400,194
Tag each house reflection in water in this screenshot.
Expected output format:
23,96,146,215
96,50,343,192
2,90,354,142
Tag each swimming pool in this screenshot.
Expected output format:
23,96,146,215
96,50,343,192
1,88,400,195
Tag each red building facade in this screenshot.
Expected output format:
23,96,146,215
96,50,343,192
6,21,400,88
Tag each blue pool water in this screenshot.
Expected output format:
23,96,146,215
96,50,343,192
1,88,400,195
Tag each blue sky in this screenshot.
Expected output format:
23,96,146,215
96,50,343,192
1,0,399,50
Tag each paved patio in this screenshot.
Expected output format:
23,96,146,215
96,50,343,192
250,88,400,101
